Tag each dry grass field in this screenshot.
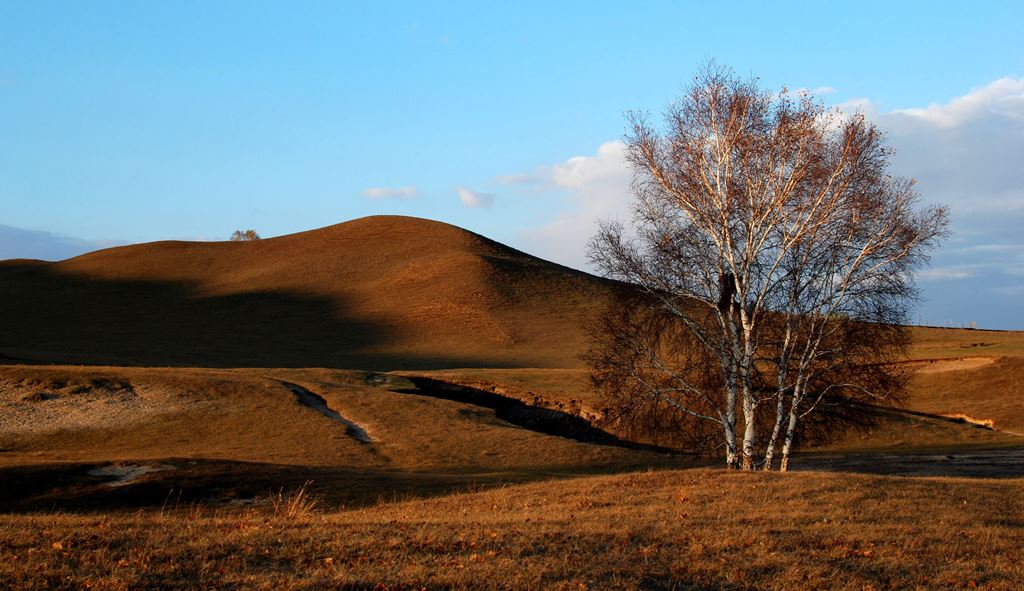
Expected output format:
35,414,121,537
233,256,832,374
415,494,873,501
1,216,1021,588
0,364,683,513
1,470,1021,590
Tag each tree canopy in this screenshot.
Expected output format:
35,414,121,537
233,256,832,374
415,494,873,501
587,63,949,470
230,229,261,241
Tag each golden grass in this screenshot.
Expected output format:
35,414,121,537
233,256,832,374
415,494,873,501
404,363,1024,453
268,480,320,519
1,469,1021,590
907,327,1024,360
2,219,1022,588
0,365,673,475
905,356,1024,435
0,215,609,370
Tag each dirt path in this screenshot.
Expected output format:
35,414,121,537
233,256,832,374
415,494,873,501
279,382,372,443
87,463,170,487
910,356,999,373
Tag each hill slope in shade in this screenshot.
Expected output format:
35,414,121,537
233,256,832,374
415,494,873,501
0,216,611,369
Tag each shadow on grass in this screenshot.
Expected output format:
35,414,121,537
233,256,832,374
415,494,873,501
0,261,523,371
399,376,679,453
0,458,690,514
794,445,1024,478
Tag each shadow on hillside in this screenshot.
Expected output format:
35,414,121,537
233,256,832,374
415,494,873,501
0,458,664,513
398,376,677,453
0,261,515,370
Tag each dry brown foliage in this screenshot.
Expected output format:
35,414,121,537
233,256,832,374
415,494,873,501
588,63,948,469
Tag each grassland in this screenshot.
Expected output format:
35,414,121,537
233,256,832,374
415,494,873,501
1,217,1021,589
2,469,1021,590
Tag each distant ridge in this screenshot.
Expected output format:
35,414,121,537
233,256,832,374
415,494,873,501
0,216,611,369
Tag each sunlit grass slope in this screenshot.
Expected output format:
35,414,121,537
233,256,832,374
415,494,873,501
0,215,610,369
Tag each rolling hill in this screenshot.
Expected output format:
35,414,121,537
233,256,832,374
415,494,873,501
0,216,612,370
1,214,1022,591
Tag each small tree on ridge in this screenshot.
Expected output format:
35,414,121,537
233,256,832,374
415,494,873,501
230,229,261,241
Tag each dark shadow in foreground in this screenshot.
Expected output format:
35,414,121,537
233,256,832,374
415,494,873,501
794,446,1024,478
0,457,690,514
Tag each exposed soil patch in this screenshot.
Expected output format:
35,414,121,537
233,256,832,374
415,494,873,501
909,356,998,373
87,463,171,487
280,381,372,443
0,376,189,436
939,413,996,429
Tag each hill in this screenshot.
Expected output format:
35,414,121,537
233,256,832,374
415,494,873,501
0,216,611,370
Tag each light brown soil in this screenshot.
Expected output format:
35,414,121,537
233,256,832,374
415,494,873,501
908,355,998,373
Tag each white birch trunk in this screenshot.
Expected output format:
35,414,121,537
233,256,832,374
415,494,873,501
763,386,787,471
724,379,739,468
741,391,756,470
779,383,803,472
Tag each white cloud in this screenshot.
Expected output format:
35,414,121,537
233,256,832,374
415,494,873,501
518,79,1024,253
833,78,1024,328
550,141,630,192
508,77,1024,327
362,186,420,199
839,77,1024,215
789,85,836,96
457,187,495,208
0,225,127,261
494,173,537,185
891,77,1024,128
514,141,632,269
917,268,974,281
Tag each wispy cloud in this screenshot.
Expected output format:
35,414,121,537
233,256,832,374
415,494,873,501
789,85,836,96
0,225,127,261
494,173,537,186
511,141,631,269
891,77,1024,128
917,268,974,281
362,186,420,199
457,187,495,208
957,243,1024,254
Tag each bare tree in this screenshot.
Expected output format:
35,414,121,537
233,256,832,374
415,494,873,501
587,63,948,471
230,229,261,241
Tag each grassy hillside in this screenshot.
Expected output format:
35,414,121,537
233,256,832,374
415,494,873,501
0,216,609,370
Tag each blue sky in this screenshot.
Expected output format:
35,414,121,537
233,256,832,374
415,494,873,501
2,1,1023,328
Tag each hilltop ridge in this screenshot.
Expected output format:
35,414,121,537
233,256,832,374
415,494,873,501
0,216,610,369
